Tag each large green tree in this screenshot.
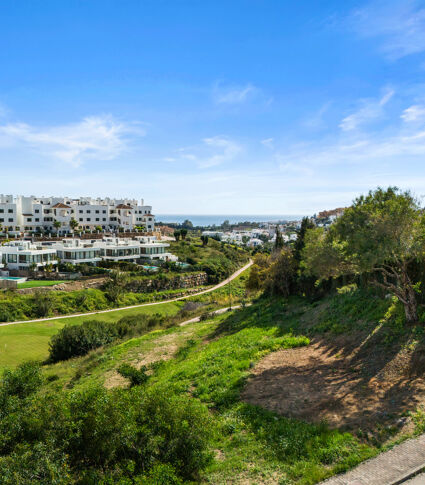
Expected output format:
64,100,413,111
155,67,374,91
302,187,425,323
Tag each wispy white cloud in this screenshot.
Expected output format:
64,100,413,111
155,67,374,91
167,136,242,169
213,83,257,104
261,137,274,149
0,115,143,167
198,136,242,168
349,0,425,60
401,104,425,122
302,102,332,130
339,88,394,131
278,125,425,170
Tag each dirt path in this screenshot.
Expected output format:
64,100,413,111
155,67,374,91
0,260,252,327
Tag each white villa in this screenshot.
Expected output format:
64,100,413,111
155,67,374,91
0,195,155,234
0,241,58,270
0,236,176,271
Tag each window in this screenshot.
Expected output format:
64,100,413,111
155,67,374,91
87,218,91,222
86,210,91,213
103,218,106,221
0,209,3,213
27,218,32,222
8,218,13,222
35,218,39,222
95,210,99,214
79,218,83,222
79,210,83,214
103,210,106,214
96,218,99,221
8,209,13,213
35,209,39,213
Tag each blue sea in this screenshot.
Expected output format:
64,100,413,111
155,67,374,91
156,214,305,226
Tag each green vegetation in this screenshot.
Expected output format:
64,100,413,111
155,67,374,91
0,270,250,369
169,237,249,283
0,362,212,484
49,313,171,362
17,280,66,289
1,291,395,484
0,238,249,323
302,187,425,323
0,302,184,368
1,188,424,483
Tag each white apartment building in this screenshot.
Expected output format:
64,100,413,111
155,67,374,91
0,241,58,270
40,236,177,266
0,195,155,234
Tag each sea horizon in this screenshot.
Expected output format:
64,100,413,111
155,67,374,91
156,214,307,226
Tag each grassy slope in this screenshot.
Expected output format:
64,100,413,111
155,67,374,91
7,282,423,483
44,290,398,485
0,272,249,369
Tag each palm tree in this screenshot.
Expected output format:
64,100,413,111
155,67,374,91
69,218,79,233
53,220,61,234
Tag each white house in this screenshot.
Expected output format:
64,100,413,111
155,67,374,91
53,239,103,265
247,238,263,248
201,231,224,240
0,195,155,234
46,236,177,266
1,241,58,270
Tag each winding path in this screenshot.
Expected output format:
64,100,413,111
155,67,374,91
0,260,253,327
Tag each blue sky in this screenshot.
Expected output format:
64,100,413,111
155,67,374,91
1,0,425,214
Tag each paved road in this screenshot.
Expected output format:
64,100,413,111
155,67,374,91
0,260,253,327
320,433,425,485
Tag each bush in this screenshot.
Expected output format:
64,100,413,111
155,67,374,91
0,361,42,400
48,320,116,362
33,290,54,317
48,314,168,362
118,363,149,387
0,378,213,482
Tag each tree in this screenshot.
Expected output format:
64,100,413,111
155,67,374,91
104,271,128,304
302,187,425,324
182,219,193,229
294,217,315,262
53,221,61,233
274,226,284,250
174,230,181,242
201,235,209,246
69,218,79,232
180,228,188,240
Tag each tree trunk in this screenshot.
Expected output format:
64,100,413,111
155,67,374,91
403,288,418,324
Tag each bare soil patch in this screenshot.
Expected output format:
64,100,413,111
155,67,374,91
241,336,425,430
104,330,193,389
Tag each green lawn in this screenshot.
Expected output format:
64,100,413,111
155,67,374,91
0,301,184,368
0,270,250,369
18,280,66,289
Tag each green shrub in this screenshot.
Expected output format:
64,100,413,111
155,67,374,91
0,380,213,482
48,320,116,362
48,314,168,362
118,363,149,387
0,361,43,400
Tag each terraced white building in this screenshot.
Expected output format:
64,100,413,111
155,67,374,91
0,195,155,234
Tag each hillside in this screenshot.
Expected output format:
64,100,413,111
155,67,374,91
1,283,424,484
